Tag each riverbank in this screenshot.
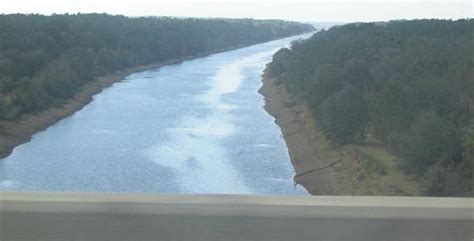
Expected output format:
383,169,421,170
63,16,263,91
0,62,156,159
0,32,318,159
0,28,319,160
0,43,252,159
259,72,422,195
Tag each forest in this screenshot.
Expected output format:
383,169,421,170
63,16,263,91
266,19,473,196
0,13,314,120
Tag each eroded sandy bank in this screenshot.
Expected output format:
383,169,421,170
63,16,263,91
258,73,349,194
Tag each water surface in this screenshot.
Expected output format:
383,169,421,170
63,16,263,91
0,34,312,194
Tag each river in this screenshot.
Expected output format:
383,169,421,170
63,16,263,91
0,33,312,194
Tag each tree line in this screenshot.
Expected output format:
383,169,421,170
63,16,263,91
0,13,314,120
266,19,473,196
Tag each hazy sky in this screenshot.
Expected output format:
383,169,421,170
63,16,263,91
2,0,472,22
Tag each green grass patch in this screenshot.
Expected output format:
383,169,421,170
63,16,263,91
355,145,422,195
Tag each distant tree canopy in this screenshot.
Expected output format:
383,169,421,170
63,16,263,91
0,13,314,119
267,19,474,196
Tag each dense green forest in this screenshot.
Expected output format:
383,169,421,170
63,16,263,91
0,14,313,120
266,19,473,196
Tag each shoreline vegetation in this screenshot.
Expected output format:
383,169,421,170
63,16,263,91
0,13,314,158
260,73,421,195
262,19,473,196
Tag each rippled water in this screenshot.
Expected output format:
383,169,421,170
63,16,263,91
0,33,312,194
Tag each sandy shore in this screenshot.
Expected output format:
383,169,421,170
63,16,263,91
258,73,349,195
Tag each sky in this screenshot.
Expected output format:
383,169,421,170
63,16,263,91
1,0,472,22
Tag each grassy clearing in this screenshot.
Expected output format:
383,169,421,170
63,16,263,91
296,115,422,195
354,145,422,196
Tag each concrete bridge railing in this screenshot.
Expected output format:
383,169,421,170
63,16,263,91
1,192,473,241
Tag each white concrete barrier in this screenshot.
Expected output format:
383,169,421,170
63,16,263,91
1,192,473,241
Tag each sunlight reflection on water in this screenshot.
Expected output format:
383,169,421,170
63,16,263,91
0,33,313,194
